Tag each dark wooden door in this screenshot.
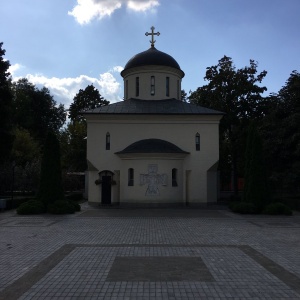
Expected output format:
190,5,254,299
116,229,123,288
101,176,111,204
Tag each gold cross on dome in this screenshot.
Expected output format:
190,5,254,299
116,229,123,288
145,26,160,48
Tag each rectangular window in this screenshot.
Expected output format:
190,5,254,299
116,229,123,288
172,168,178,187
166,77,170,97
106,133,110,150
151,76,155,95
195,133,200,151
136,77,139,97
128,168,134,186
125,80,128,100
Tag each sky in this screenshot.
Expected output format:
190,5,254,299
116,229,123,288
1,0,300,109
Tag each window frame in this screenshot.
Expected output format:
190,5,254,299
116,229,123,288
125,80,128,100
166,76,170,97
150,76,155,96
172,168,178,187
128,168,134,186
136,77,139,97
106,132,110,150
195,133,200,151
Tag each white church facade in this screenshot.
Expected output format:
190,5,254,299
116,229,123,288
84,27,223,206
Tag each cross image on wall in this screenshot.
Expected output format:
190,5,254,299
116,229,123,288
140,164,167,196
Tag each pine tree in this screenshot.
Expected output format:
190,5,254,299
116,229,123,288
37,131,64,205
243,123,269,211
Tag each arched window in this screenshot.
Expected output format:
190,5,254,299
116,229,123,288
172,168,178,187
195,133,200,151
166,77,170,97
136,77,139,97
128,168,134,186
151,76,155,95
106,132,110,150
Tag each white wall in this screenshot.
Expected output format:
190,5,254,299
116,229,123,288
122,66,183,100
86,114,221,205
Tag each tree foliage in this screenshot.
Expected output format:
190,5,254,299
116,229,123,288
11,128,40,167
189,56,267,123
260,70,300,192
61,85,109,172
189,56,268,194
68,84,109,122
60,121,87,172
243,122,269,210
37,131,64,205
0,42,14,164
12,78,66,142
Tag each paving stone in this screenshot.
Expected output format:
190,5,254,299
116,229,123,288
0,205,299,299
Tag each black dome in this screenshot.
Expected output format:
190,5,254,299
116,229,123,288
122,47,182,72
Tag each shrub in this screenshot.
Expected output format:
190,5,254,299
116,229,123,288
264,202,293,215
17,200,46,215
65,193,83,202
230,202,256,214
47,200,75,214
69,200,81,212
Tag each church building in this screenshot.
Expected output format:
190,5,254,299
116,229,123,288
84,27,223,206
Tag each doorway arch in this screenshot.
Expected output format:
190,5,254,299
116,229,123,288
98,170,114,205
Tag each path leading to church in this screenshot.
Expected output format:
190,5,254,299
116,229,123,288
0,203,300,300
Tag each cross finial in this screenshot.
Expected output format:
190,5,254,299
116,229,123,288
145,26,160,48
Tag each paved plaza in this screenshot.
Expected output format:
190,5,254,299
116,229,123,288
0,202,300,300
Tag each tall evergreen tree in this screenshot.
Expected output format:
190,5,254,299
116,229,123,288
243,123,269,210
37,131,64,205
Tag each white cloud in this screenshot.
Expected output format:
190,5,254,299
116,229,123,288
68,0,159,24
8,63,23,76
12,70,123,108
110,66,124,73
127,0,159,12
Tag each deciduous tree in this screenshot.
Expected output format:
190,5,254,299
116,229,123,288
13,78,66,143
0,42,14,165
189,56,268,195
68,84,109,122
260,71,300,192
61,85,109,172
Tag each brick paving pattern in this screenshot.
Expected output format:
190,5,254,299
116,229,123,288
0,203,299,299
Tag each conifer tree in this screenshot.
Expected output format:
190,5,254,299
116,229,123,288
37,131,64,205
243,123,269,210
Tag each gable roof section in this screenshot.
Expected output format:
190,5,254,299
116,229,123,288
84,99,224,115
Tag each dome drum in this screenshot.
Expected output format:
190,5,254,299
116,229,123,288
121,47,184,101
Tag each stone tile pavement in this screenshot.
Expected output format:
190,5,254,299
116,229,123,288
0,202,300,299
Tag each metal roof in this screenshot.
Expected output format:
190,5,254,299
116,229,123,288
121,47,182,74
115,139,189,154
84,99,224,115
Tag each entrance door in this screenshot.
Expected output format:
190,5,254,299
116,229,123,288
101,176,111,204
